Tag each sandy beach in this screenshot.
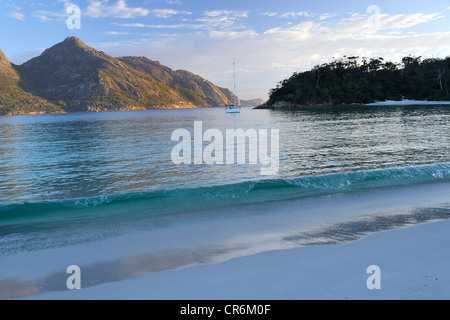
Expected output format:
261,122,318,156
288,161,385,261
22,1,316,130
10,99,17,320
28,218,450,300
0,178,445,300
366,100,450,106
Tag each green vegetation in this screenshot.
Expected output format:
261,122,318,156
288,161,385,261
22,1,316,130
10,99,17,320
240,99,265,107
118,57,235,107
265,55,450,107
0,52,62,115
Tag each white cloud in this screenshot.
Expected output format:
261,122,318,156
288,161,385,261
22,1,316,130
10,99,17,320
260,11,313,19
279,11,312,18
151,9,179,19
106,31,129,35
8,12,25,21
260,12,278,17
118,22,202,29
33,10,66,22
33,1,78,22
85,1,188,19
166,0,183,4
32,1,186,22
319,13,337,21
119,23,147,28
96,12,450,100
198,10,249,30
85,0,150,18
204,10,249,19
377,13,443,30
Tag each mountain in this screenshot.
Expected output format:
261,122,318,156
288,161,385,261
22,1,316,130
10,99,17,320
16,37,195,112
239,99,265,107
1,37,237,115
0,49,61,115
118,57,235,107
0,49,17,79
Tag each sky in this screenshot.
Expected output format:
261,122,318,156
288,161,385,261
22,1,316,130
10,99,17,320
1,0,450,100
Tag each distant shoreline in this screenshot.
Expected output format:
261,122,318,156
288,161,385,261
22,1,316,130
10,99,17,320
254,100,450,110
254,103,360,110
0,105,217,117
366,99,450,106
3,100,449,116
0,105,266,117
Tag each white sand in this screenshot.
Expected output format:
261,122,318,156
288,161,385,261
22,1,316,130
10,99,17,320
32,219,450,300
366,100,450,106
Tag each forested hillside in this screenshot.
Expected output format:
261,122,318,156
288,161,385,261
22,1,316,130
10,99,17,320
264,55,450,107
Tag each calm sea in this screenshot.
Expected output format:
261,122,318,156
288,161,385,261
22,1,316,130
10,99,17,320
1,105,449,203
0,105,449,298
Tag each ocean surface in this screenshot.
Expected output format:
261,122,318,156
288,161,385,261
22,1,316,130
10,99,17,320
0,105,449,298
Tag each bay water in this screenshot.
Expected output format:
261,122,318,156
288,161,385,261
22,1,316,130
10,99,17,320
0,105,449,298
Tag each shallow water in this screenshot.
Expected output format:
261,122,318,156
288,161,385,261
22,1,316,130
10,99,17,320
0,105,449,299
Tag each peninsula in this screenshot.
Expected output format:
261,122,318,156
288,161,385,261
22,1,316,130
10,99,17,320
256,55,450,109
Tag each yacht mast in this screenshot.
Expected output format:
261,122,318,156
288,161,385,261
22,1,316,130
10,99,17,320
233,61,237,107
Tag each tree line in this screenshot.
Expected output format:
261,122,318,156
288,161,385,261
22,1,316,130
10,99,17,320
267,55,450,106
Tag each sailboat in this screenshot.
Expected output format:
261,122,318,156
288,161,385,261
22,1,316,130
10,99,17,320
226,61,241,114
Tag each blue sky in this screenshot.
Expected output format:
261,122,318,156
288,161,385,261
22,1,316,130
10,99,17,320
1,0,450,100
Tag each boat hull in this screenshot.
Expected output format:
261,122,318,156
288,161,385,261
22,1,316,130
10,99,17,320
226,107,241,113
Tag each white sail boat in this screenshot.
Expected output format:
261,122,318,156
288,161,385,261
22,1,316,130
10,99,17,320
226,61,241,114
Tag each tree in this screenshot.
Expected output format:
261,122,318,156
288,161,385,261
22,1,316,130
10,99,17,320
266,54,450,107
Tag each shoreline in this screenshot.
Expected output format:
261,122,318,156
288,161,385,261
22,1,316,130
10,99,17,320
254,103,360,110
0,105,221,117
6,179,448,300
255,100,450,110
29,219,450,300
4,99,450,116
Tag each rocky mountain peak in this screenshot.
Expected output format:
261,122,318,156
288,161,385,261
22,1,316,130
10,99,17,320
2,37,237,115
33,37,106,65
0,49,10,66
63,36,86,47
0,48,18,79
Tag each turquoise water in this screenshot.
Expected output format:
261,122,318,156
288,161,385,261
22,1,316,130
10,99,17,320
0,105,449,235
0,105,449,298
1,105,449,203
